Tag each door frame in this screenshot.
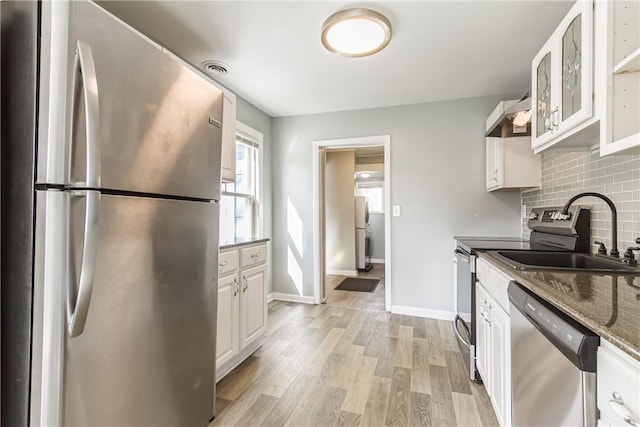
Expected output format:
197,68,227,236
311,135,391,310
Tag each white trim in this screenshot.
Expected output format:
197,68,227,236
235,121,264,240
370,258,385,264
391,305,456,321
312,135,391,310
268,293,315,305
326,269,358,277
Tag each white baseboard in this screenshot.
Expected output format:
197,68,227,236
370,258,385,264
326,269,358,277
268,292,315,305
391,305,456,321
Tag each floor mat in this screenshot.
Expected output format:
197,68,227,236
334,277,379,293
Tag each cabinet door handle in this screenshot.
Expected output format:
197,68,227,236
242,276,248,292
610,392,640,427
250,253,261,259
233,278,239,296
546,107,559,132
219,260,228,267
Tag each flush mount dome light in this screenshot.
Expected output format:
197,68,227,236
321,8,392,57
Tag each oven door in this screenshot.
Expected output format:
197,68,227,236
454,247,478,380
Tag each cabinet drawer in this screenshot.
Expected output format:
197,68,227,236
598,342,640,426
219,250,239,276
240,244,267,268
476,257,490,286
488,267,511,314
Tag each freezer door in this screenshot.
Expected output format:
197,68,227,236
50,1,223,199
62,193,218,426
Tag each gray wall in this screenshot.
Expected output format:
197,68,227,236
235,95,274,292
522,150,640,254
325,150,356,273
272,95,523,313
368,213,385,261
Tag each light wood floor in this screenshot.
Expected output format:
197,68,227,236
211,301,498,427
325,264,385,312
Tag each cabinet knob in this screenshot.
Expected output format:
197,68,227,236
610,391,640,426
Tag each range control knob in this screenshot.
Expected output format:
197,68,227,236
551,211,559,220
528,212,538,220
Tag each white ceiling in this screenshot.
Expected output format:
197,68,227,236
99,1,573,118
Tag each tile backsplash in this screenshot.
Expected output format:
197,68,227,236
522,149,640,255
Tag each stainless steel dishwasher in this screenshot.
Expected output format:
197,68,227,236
508,281,600,427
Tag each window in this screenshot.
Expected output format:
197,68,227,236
219,124,261,244
356,182,384,213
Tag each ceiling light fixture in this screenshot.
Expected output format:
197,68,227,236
321,8,392,58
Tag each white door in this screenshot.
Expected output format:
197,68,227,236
491,305,511,427
475,283,491,392
486,138,503,190
532,36,557,149
240,264,267,349
216,274,239,371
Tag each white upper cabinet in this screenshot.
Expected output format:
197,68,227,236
221,92,237,183
486,137,541,192
597,0,640,156
532,0,595,152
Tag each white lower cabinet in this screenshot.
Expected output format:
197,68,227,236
239,263,267,349
490,304,510,427
216,273,239,368
597,339,640,426
216,243,268,382
476,282,492,392
476,257,512,427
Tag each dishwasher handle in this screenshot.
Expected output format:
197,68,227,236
453,315,471,349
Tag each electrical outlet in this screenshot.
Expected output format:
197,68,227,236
392,205,401,217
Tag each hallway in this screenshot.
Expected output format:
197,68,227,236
325,263,385,312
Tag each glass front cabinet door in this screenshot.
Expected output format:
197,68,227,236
532,0,593,150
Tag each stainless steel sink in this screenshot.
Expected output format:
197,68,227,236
489,250,640,274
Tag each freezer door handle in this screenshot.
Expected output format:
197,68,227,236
68,190,101,337
72,40,101,187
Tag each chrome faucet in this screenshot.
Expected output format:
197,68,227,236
561,192,619,258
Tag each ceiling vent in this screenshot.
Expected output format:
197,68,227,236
202,60,229,76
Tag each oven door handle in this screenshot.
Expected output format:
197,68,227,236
454,249,470,263
453,315,471,349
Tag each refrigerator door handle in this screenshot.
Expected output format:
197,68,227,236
67,190,101,337
72,40,101,188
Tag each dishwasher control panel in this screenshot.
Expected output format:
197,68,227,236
508,280,599,372
524,300,581,352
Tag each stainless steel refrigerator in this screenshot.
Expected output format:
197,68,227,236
2,1,222,425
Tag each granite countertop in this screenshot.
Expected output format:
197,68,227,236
220,237,270,250
479,252,640,361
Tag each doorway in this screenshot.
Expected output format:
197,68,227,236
312,135,391,311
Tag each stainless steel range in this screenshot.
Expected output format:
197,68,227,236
453,205,591,381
